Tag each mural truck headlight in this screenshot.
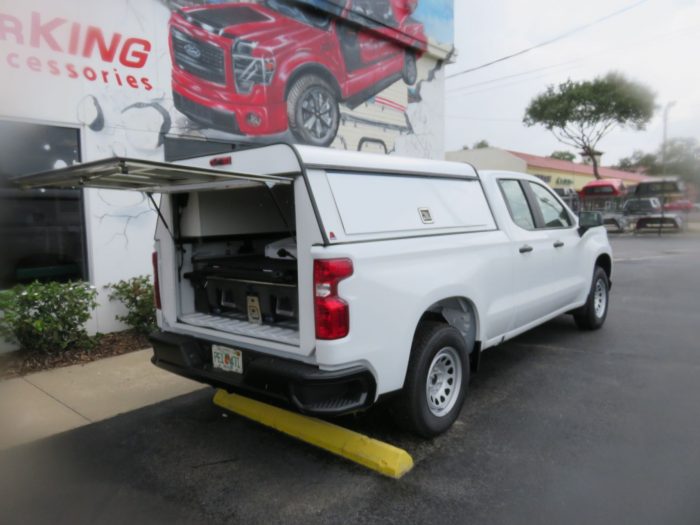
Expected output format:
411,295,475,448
233,40,276,95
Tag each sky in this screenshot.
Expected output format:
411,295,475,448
414,0,454,44
444,0,700,165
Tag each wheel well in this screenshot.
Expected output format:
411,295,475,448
417,297,480,372
418,297,478,347
596,253,612,282
285,64,341,100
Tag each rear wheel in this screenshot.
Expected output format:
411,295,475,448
393,322,469,438
573,266,609,330
287,75,339,147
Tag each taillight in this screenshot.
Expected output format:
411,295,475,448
152,251,162,310
314,258,353,340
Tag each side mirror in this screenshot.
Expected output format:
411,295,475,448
578,211,603,237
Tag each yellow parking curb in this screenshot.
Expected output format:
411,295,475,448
213,389,414,479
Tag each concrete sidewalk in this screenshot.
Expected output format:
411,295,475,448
0,349,205,450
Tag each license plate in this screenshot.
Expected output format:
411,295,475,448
211,345,243,374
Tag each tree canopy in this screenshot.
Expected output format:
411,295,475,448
615,150,658,173
524,72,656,178
549,150,576,162
616,137,700,184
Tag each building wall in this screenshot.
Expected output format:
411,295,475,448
524,167,593,191
0,0,454,335
446,148,527,173
446,148,607,190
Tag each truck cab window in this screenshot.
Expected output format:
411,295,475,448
529,182,572,229
498,179,535,230
264,0,331,29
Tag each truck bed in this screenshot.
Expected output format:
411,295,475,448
179,313,300,346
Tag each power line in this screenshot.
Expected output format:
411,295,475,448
450,69,580,99
446,59,580,94
445,116,522,123
446,0,649,80
446,23,699,97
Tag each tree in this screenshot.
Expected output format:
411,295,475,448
661,137,700,182
615,138,700,184
524,72,656,178
549,150,576,162
473,140,491,149
615,150,658,173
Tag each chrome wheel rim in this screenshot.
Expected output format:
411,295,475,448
593,278,607,318
425,346,462,417
300,88,335,142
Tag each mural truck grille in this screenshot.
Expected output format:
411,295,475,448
171,28,226,85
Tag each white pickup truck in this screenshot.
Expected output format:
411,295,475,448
16,144,612,437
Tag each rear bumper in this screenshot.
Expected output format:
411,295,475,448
633,214,682,230
149,331,376,416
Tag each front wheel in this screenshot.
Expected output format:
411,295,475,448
573,266,610,330
287,75,340,147
392,322,469,438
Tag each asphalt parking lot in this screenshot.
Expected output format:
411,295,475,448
1,233,700,525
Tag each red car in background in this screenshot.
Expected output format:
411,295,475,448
580,179,629,208
580,178,630,232
169,0,426,146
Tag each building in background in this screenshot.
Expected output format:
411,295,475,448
0,0,454,349
446,148,651,190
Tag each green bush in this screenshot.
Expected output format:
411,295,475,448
0,281,97,353
107,276,156,334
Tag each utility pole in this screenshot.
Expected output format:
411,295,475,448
661,101,676,175
659,101,676,237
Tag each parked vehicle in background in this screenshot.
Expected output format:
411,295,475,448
624,197,683,232
580,178,630,232
553,187,580,213
634,176,690,212
169,0,426,146
663,199,695,213
15,146,613,438
623,197,662,216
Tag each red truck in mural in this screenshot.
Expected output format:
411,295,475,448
169,0,426,146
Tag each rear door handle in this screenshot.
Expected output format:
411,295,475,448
519,245,534,254
553,241,565,248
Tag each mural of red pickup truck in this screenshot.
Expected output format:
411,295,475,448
169,0,426,146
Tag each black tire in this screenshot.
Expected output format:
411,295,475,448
402,52,417,85
286,75,339,147
393,322,470,438
573,266,610,330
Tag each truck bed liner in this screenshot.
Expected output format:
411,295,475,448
180,313,300,346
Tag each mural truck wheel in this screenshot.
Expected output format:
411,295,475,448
287,75,339,147
402,52,417,85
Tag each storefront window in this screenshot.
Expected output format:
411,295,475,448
0,121,86,289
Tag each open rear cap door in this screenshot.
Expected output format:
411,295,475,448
12,157,291,192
